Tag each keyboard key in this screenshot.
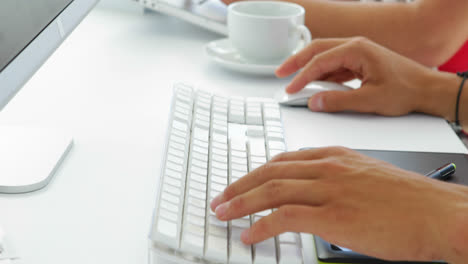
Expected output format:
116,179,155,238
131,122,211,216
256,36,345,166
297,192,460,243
246,126,265,137
213,124,228,135
152,86,298,263
229,110,245,124
192,152,208,162
248,140,267,157
190,181,206,192
263,108,281,122
205,233,228,262
278,232,299,244
172,120,188,132
268,141,286,151
164,176,182,188
170,134,186,145
161,191,180,204
188,204,206,217
155,218,179,247
190,173,207,184
168,147,184,158
191,158,207,169
212,154,228,163
212,141,228,151
230,218,253,264
211,182,226,192
266,131,284,141
230,139,247,151
165,168,183,180
278,243,302,264
181,231,205,257
159,208,178,222
162,184,181,196
265,120,282,127
253,215,277,264
189,189,207,200
231,150,247,158
160,200,179,213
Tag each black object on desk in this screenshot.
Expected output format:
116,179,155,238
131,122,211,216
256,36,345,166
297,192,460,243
313,149,468,264
425,163,456,180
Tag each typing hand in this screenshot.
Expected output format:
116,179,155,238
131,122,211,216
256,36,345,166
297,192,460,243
210,147,468,263
275,37,458,120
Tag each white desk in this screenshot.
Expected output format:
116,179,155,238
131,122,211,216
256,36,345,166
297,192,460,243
0,5,294,264
0,4,465,264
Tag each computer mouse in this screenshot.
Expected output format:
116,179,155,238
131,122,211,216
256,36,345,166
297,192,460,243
275,81,353,106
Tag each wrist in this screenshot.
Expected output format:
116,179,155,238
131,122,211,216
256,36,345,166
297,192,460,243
443,200,468,264
415,70,460,122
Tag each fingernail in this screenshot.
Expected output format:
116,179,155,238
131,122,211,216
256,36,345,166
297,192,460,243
308,95,323,111
241,229,251,244
215,202,230,220
210,193,224,211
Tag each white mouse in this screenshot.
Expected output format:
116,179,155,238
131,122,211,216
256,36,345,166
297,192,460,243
275,81,353,106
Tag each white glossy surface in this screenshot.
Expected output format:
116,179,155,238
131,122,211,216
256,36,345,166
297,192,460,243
205,38,282,75
276,81,353,106
0,3,465,264
228,1,309,63
0,126,72,194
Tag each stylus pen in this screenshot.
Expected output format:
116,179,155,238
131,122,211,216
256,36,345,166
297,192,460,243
425,163,456,181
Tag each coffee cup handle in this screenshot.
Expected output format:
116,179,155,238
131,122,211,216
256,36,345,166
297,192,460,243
293,25,312,54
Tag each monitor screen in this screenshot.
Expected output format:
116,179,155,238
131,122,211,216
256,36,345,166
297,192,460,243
0,0,73,73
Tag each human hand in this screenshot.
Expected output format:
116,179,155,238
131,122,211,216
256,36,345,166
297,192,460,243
210,147,468,263
276,37,458,120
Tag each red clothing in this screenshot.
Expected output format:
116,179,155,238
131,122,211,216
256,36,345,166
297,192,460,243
439,40,468,73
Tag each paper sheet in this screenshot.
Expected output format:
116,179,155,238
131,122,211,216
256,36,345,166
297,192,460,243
282,107,468,154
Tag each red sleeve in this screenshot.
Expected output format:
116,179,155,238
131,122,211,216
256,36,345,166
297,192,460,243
439,40,468,73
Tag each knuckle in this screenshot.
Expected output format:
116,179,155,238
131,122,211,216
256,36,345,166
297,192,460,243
317,159,337,171
271,152,288,162
277,206,296,231
310,55,326,76
266,180,283,197
230,196,245,211
223,184,236,200
331,146,351,154
251,219,268,241
351,36,370,46
258,162,275,180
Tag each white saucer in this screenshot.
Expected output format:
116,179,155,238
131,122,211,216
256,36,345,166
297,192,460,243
205,38,283,76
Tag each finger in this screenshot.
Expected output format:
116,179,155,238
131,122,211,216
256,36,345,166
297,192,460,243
307,89,372,113
275,38,351,78
270,146,351,162
210,160,324,211
323,70,357,83
285,41,366,94
215,180,327,221
241,205,326,244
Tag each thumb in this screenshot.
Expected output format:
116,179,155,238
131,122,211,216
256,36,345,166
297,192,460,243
308,90,369,113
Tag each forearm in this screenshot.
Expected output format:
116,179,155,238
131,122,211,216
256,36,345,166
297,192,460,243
289,0,468,67
441,191,468,264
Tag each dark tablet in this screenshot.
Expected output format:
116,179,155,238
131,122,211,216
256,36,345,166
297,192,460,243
314,149,468,264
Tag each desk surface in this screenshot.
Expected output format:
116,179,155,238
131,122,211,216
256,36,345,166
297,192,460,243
0,4,465,264
0,5,294,264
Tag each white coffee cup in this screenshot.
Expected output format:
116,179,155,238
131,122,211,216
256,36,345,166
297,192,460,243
227,1,311,63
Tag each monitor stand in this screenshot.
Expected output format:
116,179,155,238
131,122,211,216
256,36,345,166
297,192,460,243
0,125,73,194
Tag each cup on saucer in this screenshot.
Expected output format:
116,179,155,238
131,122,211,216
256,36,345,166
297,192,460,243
227,1,311,64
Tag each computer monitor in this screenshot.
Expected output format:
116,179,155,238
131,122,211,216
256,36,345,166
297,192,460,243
0,0,97,193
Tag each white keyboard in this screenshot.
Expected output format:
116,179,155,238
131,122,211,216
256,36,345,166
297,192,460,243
149,83,303,264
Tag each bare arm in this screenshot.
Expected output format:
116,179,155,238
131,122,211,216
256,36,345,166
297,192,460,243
276,37,468,128
223,0,468,67
303,0,468,67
